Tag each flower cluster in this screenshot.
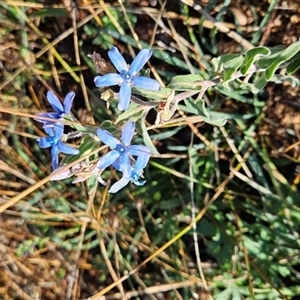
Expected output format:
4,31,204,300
96,121,151,193
37,122,79,170
35,46,159,193
35,92,79,170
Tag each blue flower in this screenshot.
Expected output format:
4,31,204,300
96,121,151,179
109,153,151,193
94,47,161,111
35,91,75,127
37,123,79,170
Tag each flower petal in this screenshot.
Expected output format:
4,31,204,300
37,137,51,148
94,74,123,87
121,121,135,146
118,154,131,177
51,146,59,170
108,46,128,73
47,90,64,113
53,123,64,138
112,159,121,172
43,113,63,129
34,112,55,124
109,176,130,193
132,76,161,91
44,126,55,137
134,153,151,171
130,49,152,75
57,141,79,155
97,129,119,149
46,112,60,119
128,145,151,157
131,173,146,186
97,150,120,170
63,92,75,114
118,82,131,111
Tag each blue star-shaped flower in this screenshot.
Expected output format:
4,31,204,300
109,153,151,193
94,47,161,111
37,123,79,170
96,121,151,178
35,91,75,127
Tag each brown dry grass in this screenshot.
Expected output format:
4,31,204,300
1,1,300,299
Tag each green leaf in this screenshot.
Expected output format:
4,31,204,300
62,136,99,165
138,119,159,155
255,75,268,91
211,56,222,72
240,73,268,94
215,283,241,300
240,46,270,75
168,74,204,90
270,74,300,87
257,45,286,69
277,265,291,277
78,136,99,156
265,41,300,80
183,98,209,117
223,54,243,69
115,102,148,124
133,86,172,101
30,8,68,18
197,218,217,237
286,51,300,74
212,54,242,74
223,55,243,82
182,99,228,126
257,41,300,80
99,120,118,131
231,284,243,300
241,75,268,94
150,127,181,140
207,112,229,126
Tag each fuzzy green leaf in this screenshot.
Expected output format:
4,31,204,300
139,119,159,155
115,102,148,124
257,46,286,69
223,55,243,82
265,41,300,80
286,51,300,74
63,136,99,165
212,54,243,74
270,74,300,87
255,41,300,80
168,74,204,90
240,74,267,94
133,86,172,101
253,75,268,93
183,99,228,126
241,46,270,75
